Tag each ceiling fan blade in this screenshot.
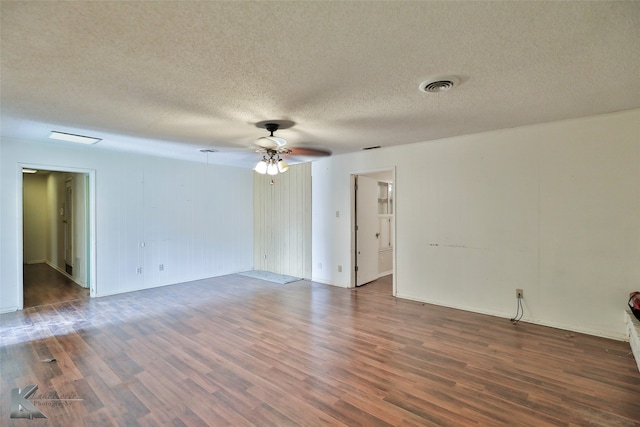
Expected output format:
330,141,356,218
256,136,287,149
281,147,332,164
287,147,331,157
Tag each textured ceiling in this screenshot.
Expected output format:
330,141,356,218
2,1,639,167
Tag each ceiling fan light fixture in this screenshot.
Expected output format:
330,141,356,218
277,158,289,173
255,158,268,174
255,149,290,175
267,160,279,175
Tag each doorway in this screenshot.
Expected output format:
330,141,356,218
352,169,395,294
19,164,96,309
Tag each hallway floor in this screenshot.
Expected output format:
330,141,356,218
23,263,89,308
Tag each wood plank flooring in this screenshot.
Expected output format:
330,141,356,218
1,274,639,426
23,263,89,308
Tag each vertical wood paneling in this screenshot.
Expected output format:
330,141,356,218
254,163,311,278
8,144,253,302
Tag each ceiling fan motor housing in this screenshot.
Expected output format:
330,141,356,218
265,123,280,135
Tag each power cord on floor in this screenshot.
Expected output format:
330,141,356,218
510,296,524,324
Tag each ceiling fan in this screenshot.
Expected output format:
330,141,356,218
253,120,331,175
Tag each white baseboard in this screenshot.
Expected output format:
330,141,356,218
1,306,18,314
310,276,350,288
44,260,86,289
394,292,628,341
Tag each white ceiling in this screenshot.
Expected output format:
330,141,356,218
2,1,639,168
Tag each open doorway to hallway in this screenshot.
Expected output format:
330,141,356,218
352,169,395,294
21,168,93,308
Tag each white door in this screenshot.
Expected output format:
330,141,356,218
355,175,379,286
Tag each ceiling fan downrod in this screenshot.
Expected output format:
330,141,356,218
265,123,279,136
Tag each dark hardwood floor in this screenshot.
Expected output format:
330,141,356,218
23,263,89,308
1,274,639,426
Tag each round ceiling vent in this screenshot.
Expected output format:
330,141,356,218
419,76,461,93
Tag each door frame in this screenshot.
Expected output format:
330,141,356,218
350,167,396,295
64,177,74,273
17,163,97,309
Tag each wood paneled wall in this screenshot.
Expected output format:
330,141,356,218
2,138,255,312
253,163,311,278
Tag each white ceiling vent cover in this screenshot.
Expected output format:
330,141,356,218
419,76,461,93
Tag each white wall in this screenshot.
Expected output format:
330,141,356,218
23,174,48,263
46,172,67,270
0,137,254,312
312,109,640,339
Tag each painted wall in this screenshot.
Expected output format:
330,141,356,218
23,174,48,263
253,162,311,279
0,138,254,312
312,109,640,339
46,172,66,271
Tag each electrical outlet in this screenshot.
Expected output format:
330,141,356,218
136,267,142,274
159,264,164,271
338,265,342,272
516,288,523,299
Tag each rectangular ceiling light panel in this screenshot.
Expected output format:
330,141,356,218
49,131,101,145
